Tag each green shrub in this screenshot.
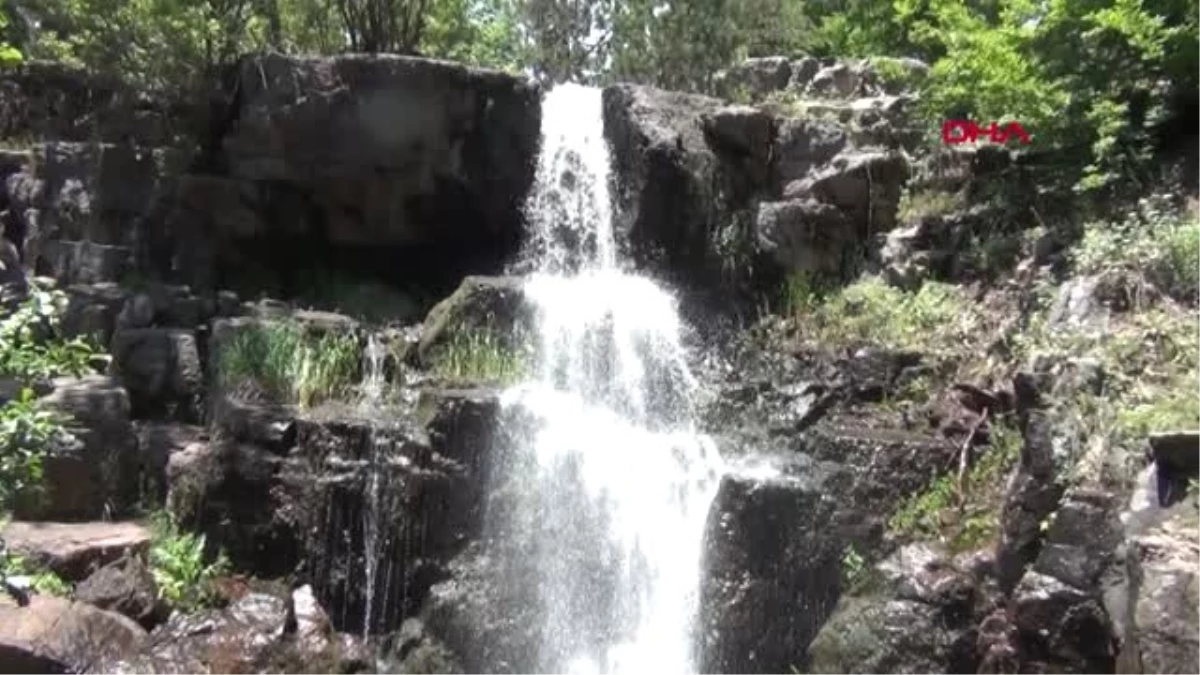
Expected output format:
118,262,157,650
789,276,977,353
219,321,361,407
0,282,108,383
0,388,73,511
148,511,229,612
840,545,869,593
0,552,71,596
1073,196,1200,303
431,330,528,385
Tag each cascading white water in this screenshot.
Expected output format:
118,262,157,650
360,334,387,637
496,83,724,674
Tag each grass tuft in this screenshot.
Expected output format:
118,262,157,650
218,321,361,407
431,330,528,386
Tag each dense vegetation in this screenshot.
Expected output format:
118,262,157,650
2,0,1195,194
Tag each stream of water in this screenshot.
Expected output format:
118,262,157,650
494,83,725,674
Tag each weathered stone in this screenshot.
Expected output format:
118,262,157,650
27,375,139,520
166,440,298,579
135,423,208,505
1012,572,1115,672
1,521,152,581
292,584,333,656
418,276,531,367
39,239,133,285
782,150,909,232
75,554,167,630
807,597,964,674
62,282,129,344
102,591,291,674
774,118,848,185
211,398,298,452
699,453,847,673
109,328,203,421
996,372,1066,593
0,595,146,673
755,198,855,276
1032,490,1123,590
1106,503,1199,675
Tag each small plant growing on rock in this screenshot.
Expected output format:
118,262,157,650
0,281,108,383
0,388,74,511
148,511,230,612
789,276,979,354
0,551,71,596
840,545,869,594
432,330,529,386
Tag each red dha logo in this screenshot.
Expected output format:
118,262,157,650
942,120,1032,145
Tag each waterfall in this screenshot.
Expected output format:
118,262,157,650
493,83,724,674
361,333,387,637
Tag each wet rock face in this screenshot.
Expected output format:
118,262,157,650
75,554,168,630
166,388,501,636
806,544,985,674
417,275,533,367
698,454,847,674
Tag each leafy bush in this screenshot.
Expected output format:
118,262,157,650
1073,196,1200,303
431,330,529,385
896,188,966,224
148,511,229,612
218,321,361,407
0,282,108,383
0,388,73,511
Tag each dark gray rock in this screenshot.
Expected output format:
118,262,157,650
783,150,909,233
134,422,207,509
109,328,203,421
698,453,847,673
807,597,964,674
1032,489,1123,590
1012,572,1115,672
996,372,1066,593
75,554,167,630
23,375,139,520
61,282,129,345
755,198,855,276
773,118,848,186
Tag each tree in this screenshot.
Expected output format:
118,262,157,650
336,0,429,53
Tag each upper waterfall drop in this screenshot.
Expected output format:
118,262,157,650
485,82,725,674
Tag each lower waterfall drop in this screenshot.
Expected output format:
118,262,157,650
493,83,725,674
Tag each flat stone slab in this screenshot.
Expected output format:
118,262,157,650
1,521,152,581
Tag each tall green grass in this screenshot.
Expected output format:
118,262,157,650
218,321,360,407
431,330,529,386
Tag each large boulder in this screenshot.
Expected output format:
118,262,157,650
75,553,167,630
22,375,139,520
807,543,983,674
109,328,204,421
0,596,147,673
698,453,848,673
